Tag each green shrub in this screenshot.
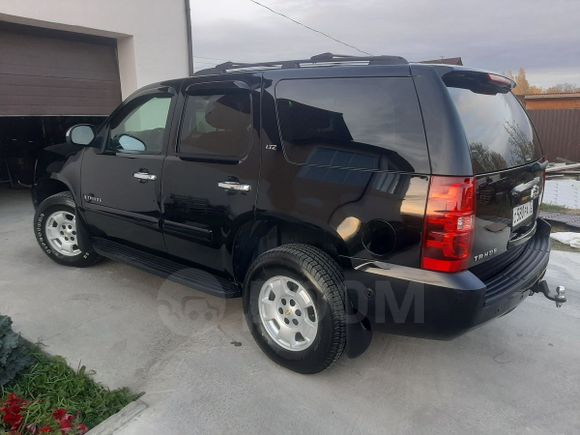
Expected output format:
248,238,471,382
0,316,33,388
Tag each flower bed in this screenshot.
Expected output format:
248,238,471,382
1,316,139,434
2,394,87,434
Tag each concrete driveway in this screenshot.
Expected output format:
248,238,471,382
1,187,579,435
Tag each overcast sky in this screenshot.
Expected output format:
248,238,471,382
190,0,580,88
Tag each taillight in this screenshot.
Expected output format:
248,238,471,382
421,176,476,273
541,164,547,205
487,73,515,89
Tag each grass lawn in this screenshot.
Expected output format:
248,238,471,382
1,346,139,434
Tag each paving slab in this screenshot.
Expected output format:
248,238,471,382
543,179,580,209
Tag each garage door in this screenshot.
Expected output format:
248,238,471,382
0,23,122,116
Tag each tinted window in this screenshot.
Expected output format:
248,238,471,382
108,95,172,154
275,77,428,173
178,90,251,158
447,87,542,174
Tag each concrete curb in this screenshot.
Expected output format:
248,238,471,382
87,399,148,435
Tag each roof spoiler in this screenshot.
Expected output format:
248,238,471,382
442,70,515,95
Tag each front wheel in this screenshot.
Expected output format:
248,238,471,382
34,192,102,267
243,244,347,373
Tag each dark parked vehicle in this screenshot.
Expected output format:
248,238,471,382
32,53,565,373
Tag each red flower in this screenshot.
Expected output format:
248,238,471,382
2,410,23,430
39,427,53,433
1,393,27,412
6,393,22,403
58,414,75,433
1,393,27,431
77,423,88,434
52,409,67,422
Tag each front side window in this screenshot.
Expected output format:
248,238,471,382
108,95,172,154
275,77,428,173
178,90,252,158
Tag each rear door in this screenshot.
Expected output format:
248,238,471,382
445,75,545,267
161,77,261,277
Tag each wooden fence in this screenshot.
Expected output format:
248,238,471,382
528,109,580,162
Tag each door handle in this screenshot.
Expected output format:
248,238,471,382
511,177,540,197
218,181,251,192
133,171,157,181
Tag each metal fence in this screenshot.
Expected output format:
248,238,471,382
528,109,580,163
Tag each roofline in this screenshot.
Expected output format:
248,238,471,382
142,62,514,91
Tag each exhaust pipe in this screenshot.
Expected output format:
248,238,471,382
531,281,567,308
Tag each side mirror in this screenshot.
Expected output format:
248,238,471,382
117,134,146,152
66,124,95,146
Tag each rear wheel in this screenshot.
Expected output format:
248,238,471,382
244,244,346,373
34,192,101,267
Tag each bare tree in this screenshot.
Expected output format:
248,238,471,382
506,68,579,95
545,83,580,93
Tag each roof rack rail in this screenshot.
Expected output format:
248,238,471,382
194,52,408,76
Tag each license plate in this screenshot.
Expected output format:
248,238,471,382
513,201,534,227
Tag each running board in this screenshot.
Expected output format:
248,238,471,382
92,238,241,298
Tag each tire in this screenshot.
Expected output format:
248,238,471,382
33,192,102,267
243,244,347,373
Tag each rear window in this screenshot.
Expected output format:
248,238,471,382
447,87,542,174
275,77,428,173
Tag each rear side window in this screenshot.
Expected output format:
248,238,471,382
178,90,251,158
447,87,542,174
275,77,428,173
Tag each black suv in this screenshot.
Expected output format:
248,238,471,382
32,53,561,373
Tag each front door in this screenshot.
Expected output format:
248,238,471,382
81,88,176,252
162,77,261,277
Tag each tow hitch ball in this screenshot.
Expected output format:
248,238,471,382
531,281,567,308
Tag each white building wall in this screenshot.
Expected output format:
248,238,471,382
0,0,190,98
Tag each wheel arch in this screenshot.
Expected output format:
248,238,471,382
232,215,350,284
33,178,73,208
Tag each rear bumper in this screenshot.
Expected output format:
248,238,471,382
344,219,551,338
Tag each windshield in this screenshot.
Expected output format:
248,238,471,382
447,87,543,174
